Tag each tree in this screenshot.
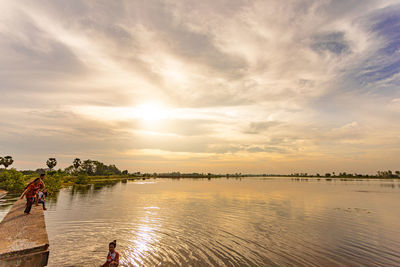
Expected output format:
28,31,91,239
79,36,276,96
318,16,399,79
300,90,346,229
75,173,89,184
73,158,82,170
0,169,25,192
93,161,106,175
64,165,75,175
2,156,14,169
46,158,57,170
81,160,96,175
69,159,123,176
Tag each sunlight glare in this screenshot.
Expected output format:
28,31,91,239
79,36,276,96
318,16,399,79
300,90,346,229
135,102,168,122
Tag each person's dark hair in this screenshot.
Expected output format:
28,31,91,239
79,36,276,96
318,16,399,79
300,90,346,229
109,240,117,248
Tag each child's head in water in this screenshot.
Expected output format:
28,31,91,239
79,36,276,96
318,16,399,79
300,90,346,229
109,240,117,252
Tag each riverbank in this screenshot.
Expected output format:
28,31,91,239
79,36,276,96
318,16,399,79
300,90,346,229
57,175,144,192
2,172,399,197
0,169,143,195
62,175,143,185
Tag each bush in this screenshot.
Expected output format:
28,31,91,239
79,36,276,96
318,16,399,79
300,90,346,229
44,173,63,195
0,169,26,192
75,173,89,185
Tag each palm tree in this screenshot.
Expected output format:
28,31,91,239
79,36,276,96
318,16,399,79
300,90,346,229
46,158,57,170
2,156,14,169
73,158,82,170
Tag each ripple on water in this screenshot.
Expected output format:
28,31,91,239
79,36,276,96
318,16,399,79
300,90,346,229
43,179,400,266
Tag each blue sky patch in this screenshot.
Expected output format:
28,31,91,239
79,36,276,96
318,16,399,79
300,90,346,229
311,32,349,55
357,8,400,85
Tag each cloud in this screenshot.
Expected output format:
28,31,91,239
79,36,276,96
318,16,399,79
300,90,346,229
244,121,281,134
0,0,399,173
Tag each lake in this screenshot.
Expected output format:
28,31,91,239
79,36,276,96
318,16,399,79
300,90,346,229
1,177,400,266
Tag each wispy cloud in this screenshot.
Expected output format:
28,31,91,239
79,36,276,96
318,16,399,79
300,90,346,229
0,0,399,173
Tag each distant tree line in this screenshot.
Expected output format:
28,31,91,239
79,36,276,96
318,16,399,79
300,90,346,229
64,158,123,176
154,172,224,178
289,170,400,178
1,154,400,180
1,156,128,178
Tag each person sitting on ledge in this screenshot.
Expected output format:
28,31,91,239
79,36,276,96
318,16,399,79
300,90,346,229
20,178,41,215
36,189,48,210
35,173,45,202
101,240,119,267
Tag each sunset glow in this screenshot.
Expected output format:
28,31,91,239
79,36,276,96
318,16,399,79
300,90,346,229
0,0,399,174
135,103,168,122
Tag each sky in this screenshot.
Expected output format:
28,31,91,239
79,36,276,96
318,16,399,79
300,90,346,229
0,0,400,174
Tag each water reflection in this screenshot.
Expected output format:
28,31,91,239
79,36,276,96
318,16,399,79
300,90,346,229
12,178,400,266
380,183,396,188
0,192,19,217
126,221,162,266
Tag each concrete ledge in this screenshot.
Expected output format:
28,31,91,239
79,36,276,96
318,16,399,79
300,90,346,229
0,198,49,267
0,249,49,267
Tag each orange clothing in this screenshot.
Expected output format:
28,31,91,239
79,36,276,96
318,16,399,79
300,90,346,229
38,180,44,190
26,183,40,198
105,251,119,267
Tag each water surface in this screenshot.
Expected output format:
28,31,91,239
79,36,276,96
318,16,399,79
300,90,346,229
2,177,400,266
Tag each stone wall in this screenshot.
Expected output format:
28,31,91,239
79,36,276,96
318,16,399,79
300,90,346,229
0,198,49,267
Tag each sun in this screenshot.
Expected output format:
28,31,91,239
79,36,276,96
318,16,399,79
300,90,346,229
135,102,167,122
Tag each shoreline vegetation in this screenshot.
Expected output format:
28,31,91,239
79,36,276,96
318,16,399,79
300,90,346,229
0,156,399,195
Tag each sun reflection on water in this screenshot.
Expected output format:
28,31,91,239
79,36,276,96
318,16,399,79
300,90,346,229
124,207,162,266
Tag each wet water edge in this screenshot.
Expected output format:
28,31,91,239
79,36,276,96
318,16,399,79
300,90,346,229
0,191,19,219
